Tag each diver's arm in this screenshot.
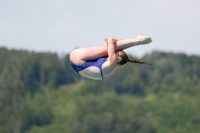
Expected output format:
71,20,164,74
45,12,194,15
106,38,118,63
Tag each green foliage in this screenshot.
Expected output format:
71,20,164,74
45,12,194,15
1,47,200,133
26,86,157,133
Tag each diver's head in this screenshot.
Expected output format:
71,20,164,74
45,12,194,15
115,50,129,66
115,50,151,66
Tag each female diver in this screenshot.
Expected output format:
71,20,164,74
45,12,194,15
70,35,152,80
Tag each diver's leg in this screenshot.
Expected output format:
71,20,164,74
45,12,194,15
70,47,108,66
103,35,152,50
116,35,152,50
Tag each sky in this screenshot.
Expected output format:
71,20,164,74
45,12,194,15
0,0,200,57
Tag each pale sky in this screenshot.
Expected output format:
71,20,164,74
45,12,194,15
0,0,200,57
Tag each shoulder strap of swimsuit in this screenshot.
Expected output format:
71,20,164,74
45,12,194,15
101,69,116,80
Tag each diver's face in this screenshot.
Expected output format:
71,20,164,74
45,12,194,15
115,51,122,61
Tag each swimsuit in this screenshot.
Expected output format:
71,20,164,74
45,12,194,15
70,57,115,79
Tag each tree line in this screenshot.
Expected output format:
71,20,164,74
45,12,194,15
0,47,200,133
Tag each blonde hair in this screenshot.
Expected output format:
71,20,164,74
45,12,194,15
117,50,151,66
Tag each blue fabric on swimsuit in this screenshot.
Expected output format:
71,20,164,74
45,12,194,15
70,57,108,78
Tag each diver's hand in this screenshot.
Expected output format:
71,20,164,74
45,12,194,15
104,37,118,44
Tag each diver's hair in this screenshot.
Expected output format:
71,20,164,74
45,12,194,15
117,50,151,66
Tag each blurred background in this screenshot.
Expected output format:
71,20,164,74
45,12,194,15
0,0,200,133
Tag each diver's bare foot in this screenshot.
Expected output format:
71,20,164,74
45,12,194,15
136,35,152,44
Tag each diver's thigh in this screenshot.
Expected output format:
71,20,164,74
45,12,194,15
80,47,108,60
70,47,108,65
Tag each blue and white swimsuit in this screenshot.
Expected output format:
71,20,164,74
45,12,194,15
70,57,115,79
